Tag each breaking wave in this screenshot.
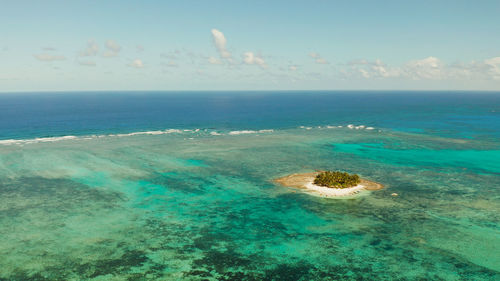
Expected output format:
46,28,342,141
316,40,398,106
0,129,187,146
0,124,378,146
228,130,274,135
0,128,272,146
300,124,376,131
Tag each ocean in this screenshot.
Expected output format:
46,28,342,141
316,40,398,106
0,91,499,280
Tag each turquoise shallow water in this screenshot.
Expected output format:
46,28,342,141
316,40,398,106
0,92,499,280
0,127,499,280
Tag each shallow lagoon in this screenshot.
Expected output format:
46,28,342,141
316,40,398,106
0,126,499,280
0,92,499,280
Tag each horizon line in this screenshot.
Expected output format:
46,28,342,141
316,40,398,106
1,89,500,94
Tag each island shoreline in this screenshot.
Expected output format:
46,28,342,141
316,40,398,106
274,171,384,198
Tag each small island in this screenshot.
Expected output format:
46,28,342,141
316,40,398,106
275,170,383,198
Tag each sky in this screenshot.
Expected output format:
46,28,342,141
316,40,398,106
1,0,500,92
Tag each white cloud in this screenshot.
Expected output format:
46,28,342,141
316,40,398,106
128,59,144,68
370,59,402,78
80,39,99,57
484,57,500,80
309,52,329,64
447,57,500,81
208,56,223,65
243,52,267,69
343,59,403,79
34,53,66,61
340,56,500,81
243,52,255,64
404,56,444,80
211,29,231,59
359,69,371,78
103,40,121,57
315,58,329,64
105,40,121,52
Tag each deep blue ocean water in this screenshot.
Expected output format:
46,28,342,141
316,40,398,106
1,91,499,140
0,91,499,280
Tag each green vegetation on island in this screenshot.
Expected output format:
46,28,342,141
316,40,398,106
313,171,360,189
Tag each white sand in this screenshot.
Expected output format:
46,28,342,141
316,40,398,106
304,181,366,197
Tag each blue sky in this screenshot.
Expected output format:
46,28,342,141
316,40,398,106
1,0,500,91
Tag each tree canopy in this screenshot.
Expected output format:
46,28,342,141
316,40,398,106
314,171,360,189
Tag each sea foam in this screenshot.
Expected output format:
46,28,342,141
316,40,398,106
0,124,378,146
228,129,274,135
0,136,78,146
0,129,185,146
111,129,183,137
